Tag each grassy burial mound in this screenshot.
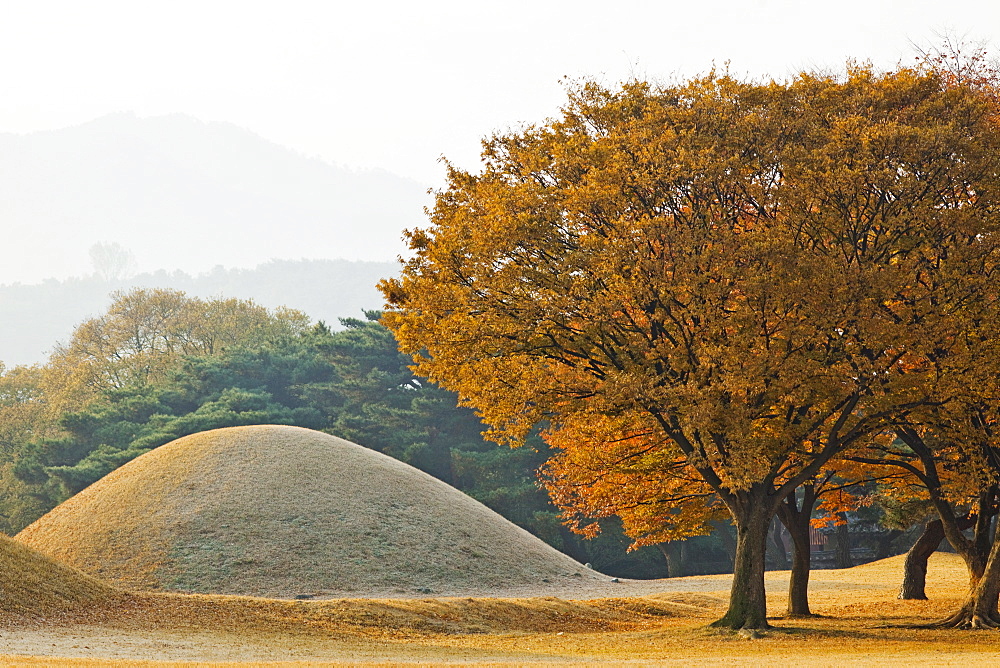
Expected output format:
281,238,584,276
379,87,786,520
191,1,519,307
0,532,123,624
16,425,602,599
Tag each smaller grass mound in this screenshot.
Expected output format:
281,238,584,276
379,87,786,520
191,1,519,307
110,591,717,639
0,532,123,625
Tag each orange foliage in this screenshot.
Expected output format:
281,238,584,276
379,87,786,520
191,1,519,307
381,64,1000,628
541,411,723,546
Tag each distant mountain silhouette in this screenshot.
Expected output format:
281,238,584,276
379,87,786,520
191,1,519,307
0,259,397,367
0,113,429,284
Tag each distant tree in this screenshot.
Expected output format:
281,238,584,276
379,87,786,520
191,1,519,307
0,365,66,532
49,287,310,393
13,321,332,501
312,312,467,484
89,242,137,282
0,365,51,456
3,289,312,513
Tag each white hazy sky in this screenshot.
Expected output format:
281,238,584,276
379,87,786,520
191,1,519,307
1,0,997,186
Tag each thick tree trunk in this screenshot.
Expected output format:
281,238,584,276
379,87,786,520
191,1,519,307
776,485,817,618
932,526,1000,628
711,504,772,630
785,514,812,616
899,519,944,600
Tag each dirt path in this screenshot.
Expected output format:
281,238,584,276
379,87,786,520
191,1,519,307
0,625,550,665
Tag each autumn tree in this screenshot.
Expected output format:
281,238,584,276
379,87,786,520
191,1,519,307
858,454,981,601
850,398,1000,627
542,415,724,544
49,287,310,394
0,364,66,530
381,66,1000,629
831,42,1000,628
776,463,899,617
0,365,53,455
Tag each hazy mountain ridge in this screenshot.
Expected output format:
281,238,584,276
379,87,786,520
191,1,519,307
0,113,429,284
0,259,398,367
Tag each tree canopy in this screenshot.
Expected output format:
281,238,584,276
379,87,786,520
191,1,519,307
381,65,1000,629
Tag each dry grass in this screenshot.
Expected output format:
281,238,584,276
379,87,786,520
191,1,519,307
0,533,126,625
7,425,1000,663
3,548,1000,664
17,425,610,599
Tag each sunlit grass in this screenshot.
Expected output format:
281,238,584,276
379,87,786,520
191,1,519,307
3,434,995,664
4,547,999,664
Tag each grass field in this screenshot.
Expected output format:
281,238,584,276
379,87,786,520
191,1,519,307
2,551,999,665
6,426,998,664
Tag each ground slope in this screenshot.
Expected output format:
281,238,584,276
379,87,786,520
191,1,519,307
16,425,603,599
0,532,122,624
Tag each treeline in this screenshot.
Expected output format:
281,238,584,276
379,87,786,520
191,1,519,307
0,288,925,580
0,287,707,577
0,258,397,367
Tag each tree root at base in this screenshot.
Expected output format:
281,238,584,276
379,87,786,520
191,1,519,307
708,618,773,631
919,608,1000,629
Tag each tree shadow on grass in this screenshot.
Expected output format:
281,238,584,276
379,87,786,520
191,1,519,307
695,619,956,642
